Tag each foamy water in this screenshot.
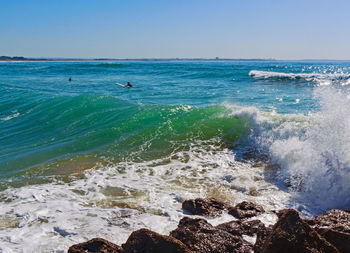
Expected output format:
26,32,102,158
1,61,350,252
4,90,349,251
0,111,20,121
269,87,350,210
0,140,288,252
226,86,350,211
249,70,350,86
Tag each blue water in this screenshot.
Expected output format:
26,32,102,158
1,60,350,202
2,61,325,112
2,60,350,251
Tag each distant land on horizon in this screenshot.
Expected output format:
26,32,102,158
0,56,276,62
1,56,349,62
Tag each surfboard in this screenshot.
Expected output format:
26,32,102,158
115,83,126,87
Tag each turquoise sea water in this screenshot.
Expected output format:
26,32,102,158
0,61,342,179
1,61,350,251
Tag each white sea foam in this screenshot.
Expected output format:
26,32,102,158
270,87,350,210
226,86,350,211
1,111,20,121
249,70,350,86
0,139,289,252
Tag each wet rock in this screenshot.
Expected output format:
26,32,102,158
122,228,191,253
68,238,123,253
182,198,231,217
254,224,273,252
255,209,339,253
216,219,266,237
320,230,350,253
228,201,264,219
170,217,252,253
308,209,350,233
306,209,350,253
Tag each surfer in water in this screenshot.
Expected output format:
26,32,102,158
68,77,72,82
115,81,133,88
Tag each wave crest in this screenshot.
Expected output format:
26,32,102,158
249,70,350,86
226,87,350,211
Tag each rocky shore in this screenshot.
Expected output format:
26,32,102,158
68,198,350,253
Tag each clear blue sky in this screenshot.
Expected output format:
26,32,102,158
1,0,349,59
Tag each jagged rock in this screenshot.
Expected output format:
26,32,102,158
68,238,123,253
122,228,191,253
306,209,350,253
182,198,231,217
307,209,350,233
228,201,265,219
320,230,350,253
217,219,266,237
254,224,273,252
170,217,252,253
255,209,339,253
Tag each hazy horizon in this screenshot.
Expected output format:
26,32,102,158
2,56,350,61
1,0,350,60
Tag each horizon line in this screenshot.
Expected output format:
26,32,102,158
1,56,350,62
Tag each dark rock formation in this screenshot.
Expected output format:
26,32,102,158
182,198,231,217
68,238,123,253
217,219,266,237
228,201,265,219
170,217,252,253
306,209,350,253
255,209,339,253
67,201,350,253
122,228,191,253
307,209,350,233
254,224,273,252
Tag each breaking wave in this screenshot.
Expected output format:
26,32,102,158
227,85,350,211
249,70,350,86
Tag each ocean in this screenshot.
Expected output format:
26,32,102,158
1,60,350,252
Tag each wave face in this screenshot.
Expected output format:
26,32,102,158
1,61,350,251
0,93,248,184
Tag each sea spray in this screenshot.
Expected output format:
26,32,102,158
225,85,350,211
269,87,350,210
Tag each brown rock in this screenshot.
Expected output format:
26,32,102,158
309,209,350,233
182,198,231,217
68,238,123,253
228,201,265,219
170,217,252,253
122,228,191,253
255,209,339,253
306,209,350,253
254,225,273,252
217,219,266,237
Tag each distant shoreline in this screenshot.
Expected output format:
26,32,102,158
0,56,275,62
1,56,349,62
